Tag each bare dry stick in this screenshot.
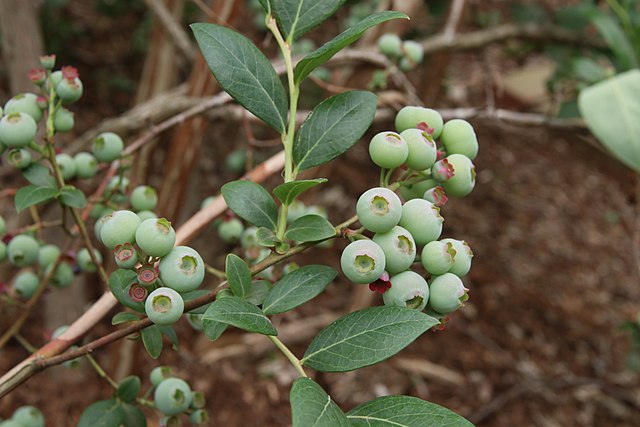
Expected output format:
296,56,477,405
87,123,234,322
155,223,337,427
143,0,196,61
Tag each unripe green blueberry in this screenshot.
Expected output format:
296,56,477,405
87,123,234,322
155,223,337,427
4,93,43,122
191,391,206,409
440,119,478,159
55,153,76,180
356,187,402,233
38,244,60,268
146,287,185,325
0,242,7,262
106,176,130,194
368,131,408,169
340,240,386,284
8,235,39,267
47,70,63,91
186,312,204,331
100,210,141,249
287,200,307,224
429,273,468,314
378,33,402,57
402,40,424,64
423,185,448,207
94,214,110,244
130,185,158,211
240,226,259,249
73,152,97,179
0,420,21,427
441,238,473,277
77,247,102,273
399,199,443,246
150,366,173,387
92,132,124,163
398,178,439,202
0,113,37,148
159,246,205,292
8,148,32,169
135,218,176,257
154,377,192,416
218,218,244,244
53,107,74,133
372,226,416,274
46,261,74,288
12,406,44,427
441,154,476,198
190,409,209,425
13,271,40,299
421,240,456,276
56,77,83,104
200,196,215,210
114,243,139,269
400,128,438,171
398,57,414,72
395,106,444,138
136,210,158,222
383,270,429,310
225,149,246,173
431,158,455,182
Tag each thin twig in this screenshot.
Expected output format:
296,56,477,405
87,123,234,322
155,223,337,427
143,0,196,61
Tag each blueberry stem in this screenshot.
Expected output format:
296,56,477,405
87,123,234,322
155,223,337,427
268,336,308,378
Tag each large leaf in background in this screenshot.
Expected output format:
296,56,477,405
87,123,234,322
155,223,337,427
578,70,640,172
290,378,350,427
294,91,376,172
269,0,347,41
191,23,287,132
221,180,278,230
301,306,438,372
347,395,475,427
589,11,638,70
294,11,408,84
262,265,336,315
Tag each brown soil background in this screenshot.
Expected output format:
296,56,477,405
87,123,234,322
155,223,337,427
1,1,639,426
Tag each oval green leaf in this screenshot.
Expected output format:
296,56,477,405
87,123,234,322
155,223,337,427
274,178,327,205
116,376,141,403
226,254,252,297
15,185,57,213
111,312,140,325
221,180,278,230
285,214,336,242
141,325,163,359
78,399,123,427
203,296,277,336
290,377,350,427
202,318,228,341
271,0,347,41
22,163,56,187
262,265,336,315
58,185,88,209
301,306,438,372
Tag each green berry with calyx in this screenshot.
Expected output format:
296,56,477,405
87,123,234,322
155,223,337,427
53,107,74,133
130,185,158,211
431,158,455,182
77,247,102,273
441,154,476,198
154,377,192,416
191,390,206,409
421,240,456,275
399,199,443,246
150,366,173,387
56,76,83,104
94,214,111,244
400,128,438,171
440,119,478,159
395,106,444,138
47,70,63,92
55,153,76,180
106,176,130,194
73,152,97,179
429,273,468,314
159,246,205,292
423,185,448,207
135,218,176,257
8,148,32,169
372,226,416,274
136,210,157,222
114,242,139,269
398,57,414,72
383,270,429,310
340,239,386,284
46,261,74,288
8,234,39,267
378,33,402,57
12,406,44,427
398,178,439,202
368,131,408,169
146,287,184,326
0,242,7,262
441,238,473,277
4,93,43,122
13,271,40,299
218,218,244,244
100,210,141,249
402,40,424,65
92,132,124,163
190,409,209,425
225,149,246,173
38,244,60,268
356,187,402,233
0,112,37,148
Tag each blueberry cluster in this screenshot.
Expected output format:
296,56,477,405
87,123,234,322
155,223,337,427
378,34,424,71
149,367,208,425
340,107,477,319
0,406,44,427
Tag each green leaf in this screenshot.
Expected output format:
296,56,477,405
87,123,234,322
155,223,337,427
262,265,336,315
14,185,57,213
182,289,213,314
246,280,271,306
108,269,145,313
590,12,638,70
221,180,278,230
141,325,163,359
271,0,347,41
202,296,277,336
294,11,408,83
578,69,640,172
226,254,252,297
58,185,88,208
273,178,327,205
78,399,123,427
285,214,336,242
290,378,350,427
293,91,377,172
120,403,147,427
301,306,438,372
191,23,287,132
21,163,56,187
256,227,280,247
347,395,474,427
202,318,228,341
116,376,141,403
111,312,140,325
158,325,179,350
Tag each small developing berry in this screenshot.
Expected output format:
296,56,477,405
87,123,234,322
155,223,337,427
441,238,473,277
7,234,39,267
402,40,424,66
7,148,32,169
73,152,97,179
46,261,74,288
368,131,408,169
400,128,438,171
423,185,448,207
100,210,141,249
440,119,478,160
128,284,148,303
395,106,444,138
218,218,244,244
29,68,47,86
77,247,102,273
158,246,205,292
190,409,209,425
38,244,60,268
135,218,176,258
114,242,139,269
441,154,476,198
372,226,416,274
378,33,403,57
136,210,158,222
145,287,185,325
421,240,456,276
150,366,173,387
398,199,443,246
4,93,43,122
92,132,124,163
429,273,468,314
340,239,386,284
55,66,83,104
106,176,130,194
55,153,77,180
356,187,402,233
40,54,56,70
12,405,45,427
154,377,193,416
431,158,455,182
382,270,429,310
130,185,158,211
53,107,74,133
13,271,40,299
137,264,160,286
